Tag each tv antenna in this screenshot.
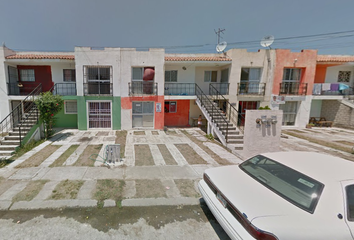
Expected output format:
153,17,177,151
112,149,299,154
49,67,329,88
215,28,227,53
260,35,275,48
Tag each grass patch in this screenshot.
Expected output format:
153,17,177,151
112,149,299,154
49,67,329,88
48,180,84,200
175,179,200,198
175,144,207,165
115,130,127,158
283,130,354,154
135,179,167,198
181,130,231,165
134,131,145,135
157,144,177,165
49,145,79,167
165,130,178,135
10,139,46,161
0,159,14,168
12,180,48,202
134,145,154,166
93,179,125,207
16,144,61,168
151,131,159,135
334,140,354,146
74,144,102,167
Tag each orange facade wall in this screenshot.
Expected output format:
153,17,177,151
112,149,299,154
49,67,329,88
273,49,317,95
314,64,340,83
121,95,165,129
164,100,190,127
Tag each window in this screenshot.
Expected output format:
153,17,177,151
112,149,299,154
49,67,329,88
132,102,154,128
64,101,77,114
63,69,76,82
165,70,177,82
20,69,35,82
346,185,354,221
279,102,298,126
338,71,351,82
132,67,155,81
204,71,217,82
241,68,261,81
165,101,177,113
240,155,324,213
283,68,301,82
132,67,144,80
85,66,111,82
221,68,229,83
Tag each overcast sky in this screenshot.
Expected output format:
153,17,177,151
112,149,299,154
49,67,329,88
1,0,354,55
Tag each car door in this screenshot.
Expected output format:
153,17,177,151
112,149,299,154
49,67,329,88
341,180,354,239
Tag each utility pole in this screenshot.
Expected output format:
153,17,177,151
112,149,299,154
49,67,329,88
214,28,225,44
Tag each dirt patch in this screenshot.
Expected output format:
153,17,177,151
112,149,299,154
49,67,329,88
134,131,146,135
165,130,178,135
0,178,19,196
0,159,14,168
334,140,354,146
134,145,154,166
115,130,127,158
50,145,79,167
151,131,159,135
48,180,84,200
175,179,200,198
283,130,354,154
74,145,103,167
12,180,48,202
78,137,92,142
181,130,231,165
93,179,125,207
175,144,207,165
135,179,167,198
16,145,61,168
96,132,109,136
10,139,46,161
157,144,177,165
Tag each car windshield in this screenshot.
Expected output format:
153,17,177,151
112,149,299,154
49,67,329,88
346,185,354,221
240,155,324,213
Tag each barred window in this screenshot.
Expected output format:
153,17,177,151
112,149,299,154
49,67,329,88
338,71,351,82
20,69,35,82
65,101,77,114
63,69,76,82
165,70,177,82
85,66,111,81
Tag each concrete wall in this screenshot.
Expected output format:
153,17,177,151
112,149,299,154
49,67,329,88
310,99,322,118
0,47,10,120
164,63,195,83
321,100,354,128
242,110,283,159
325,65,354,86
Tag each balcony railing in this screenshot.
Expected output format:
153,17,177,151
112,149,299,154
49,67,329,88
313,83,354,96
237,82,266,96
51,83,77,96
7,82,41,96
129,81,158,95
164,83,195,95
84,82,112,95
209,83,229,95
279,82,308,95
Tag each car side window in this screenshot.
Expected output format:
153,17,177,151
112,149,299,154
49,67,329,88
346,185,354,221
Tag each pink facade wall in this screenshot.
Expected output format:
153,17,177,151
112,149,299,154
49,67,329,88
273,49,317,95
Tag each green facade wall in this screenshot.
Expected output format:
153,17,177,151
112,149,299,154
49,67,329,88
55,96,78,129
77,96,121,130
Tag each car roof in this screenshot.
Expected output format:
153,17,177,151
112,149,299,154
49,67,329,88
260,151,354,183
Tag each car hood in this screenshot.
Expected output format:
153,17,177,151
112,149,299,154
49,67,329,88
205,165,309,222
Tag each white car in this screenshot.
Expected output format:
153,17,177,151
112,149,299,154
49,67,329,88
198,151,354,240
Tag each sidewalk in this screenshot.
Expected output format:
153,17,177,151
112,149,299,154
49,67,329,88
0,128,243,210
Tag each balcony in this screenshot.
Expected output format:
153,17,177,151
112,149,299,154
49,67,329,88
210,83,229,95
313,83,354,96
84,82,112,96
237,82,266,95
52,83,77,96
279,82,307,95
164,83,195,95
129,81,158,96
7,82,41,96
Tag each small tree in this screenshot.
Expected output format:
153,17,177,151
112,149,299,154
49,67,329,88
35,92,64,138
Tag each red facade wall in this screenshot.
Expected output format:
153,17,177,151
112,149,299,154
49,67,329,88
121,95,165,129
164,100,190,127
17,65,53,92
273,50,317,95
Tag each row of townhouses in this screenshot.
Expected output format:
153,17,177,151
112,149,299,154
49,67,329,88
0,46,353,152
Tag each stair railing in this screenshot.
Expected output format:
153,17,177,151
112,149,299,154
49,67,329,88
0,83,42,140
18,105,39,146
209,84,245,134
195,84,229,142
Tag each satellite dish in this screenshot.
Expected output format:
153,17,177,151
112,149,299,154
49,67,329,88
216,41,227,53
260,35,275,48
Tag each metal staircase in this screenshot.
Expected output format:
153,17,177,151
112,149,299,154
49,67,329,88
195,84,244,150
0,84,42,157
